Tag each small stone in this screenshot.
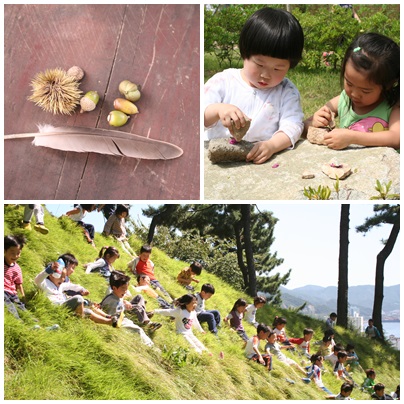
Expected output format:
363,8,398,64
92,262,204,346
208,138,255,163
302,170,315,179
322,160,352,179
231,119,251,142
307,126,329,145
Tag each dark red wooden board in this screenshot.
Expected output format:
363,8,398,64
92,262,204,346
4,4,200,200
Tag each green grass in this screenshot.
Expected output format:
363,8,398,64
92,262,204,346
4,205,400,399
204,52,341,120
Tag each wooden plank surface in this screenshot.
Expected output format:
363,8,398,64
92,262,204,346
4,4,200,200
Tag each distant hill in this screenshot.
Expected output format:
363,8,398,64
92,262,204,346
279,284,400,320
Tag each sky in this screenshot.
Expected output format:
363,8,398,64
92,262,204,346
46,203,400,290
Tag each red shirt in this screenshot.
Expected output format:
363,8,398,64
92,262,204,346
135,259,156,280
4,261,23,295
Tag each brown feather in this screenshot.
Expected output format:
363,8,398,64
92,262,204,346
5,125,183,160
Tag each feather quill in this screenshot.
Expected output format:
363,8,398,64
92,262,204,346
5,124,183,160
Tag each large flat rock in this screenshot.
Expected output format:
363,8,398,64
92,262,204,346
204,139,400,200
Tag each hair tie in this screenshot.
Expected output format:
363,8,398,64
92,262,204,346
353,46,361,52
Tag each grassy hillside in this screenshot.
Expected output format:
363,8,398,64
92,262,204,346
4,206,400,400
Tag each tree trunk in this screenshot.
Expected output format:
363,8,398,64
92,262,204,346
241,205,257,296
372,221,400,340
337,204,350,328
234,219,249,289
147,205,176,244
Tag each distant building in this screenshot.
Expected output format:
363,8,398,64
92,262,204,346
348,313,364,333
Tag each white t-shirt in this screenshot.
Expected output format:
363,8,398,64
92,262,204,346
204,68,304,145
154,307,203,335
245,303,257,325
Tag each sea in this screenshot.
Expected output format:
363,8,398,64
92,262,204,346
383,322,400,349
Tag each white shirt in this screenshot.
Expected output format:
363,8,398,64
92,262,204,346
204,68,303,146
154,307,203,335
245,304,257,325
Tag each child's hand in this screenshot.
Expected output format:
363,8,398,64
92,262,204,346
323,129,351,150
81,289,90,296
312,106,333,128
246,140,275,164
216,104,249,133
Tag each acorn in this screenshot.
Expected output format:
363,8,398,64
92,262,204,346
107,110,130,127
67,66,85,81
28,68,82,115
80,91,99,113
113,98,139,115
118,80,141,102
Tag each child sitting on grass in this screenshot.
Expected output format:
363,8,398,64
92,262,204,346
35,260,116,327
371,383,393,400
333,382,354,400
176,261,202,291
272,316,292,346
58,253,89,299
127,245,171,299
100,271,155,347
333,351,350,380
153,294,208,354
316,335,333,357
289,328,314,359
102,204,136,257
265,330,307,375
362,368,376,394
245,296,266,328
4,235,27,320
245,323,272,372
224,298,249,344
309,354,333,395
132,274,172,309
84,246,120,278
195,283,221,335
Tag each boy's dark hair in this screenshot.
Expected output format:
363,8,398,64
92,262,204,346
334,343,344,353
80,204,95,212
322,335,332,343
346,343,355,351
177,293,196,309
58,253,78,267
115,204,129,216
341,382,354,393
99,246,120,259
201,283,215,294
140,244,152,254
254,296,267,305
257,323,271,334
303,328,314,336
324,328,335,338
330,312,337,318
365,368,376,377
231,298,247,311
190,261,203,275
4,235,26,250
341,32,400,107
337,351,348,359
310,354,323,363
137,274,149,283
374,383,385,392
239,7,304,68
273,316,287,327
109,270,131,288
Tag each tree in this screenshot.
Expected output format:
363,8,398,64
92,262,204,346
356,204,400,340
337,204,350,328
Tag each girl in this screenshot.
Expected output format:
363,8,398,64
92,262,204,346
84,246,120,278
204,7,305,164
245,323,272,371
102,204,136,257
224,298,249,343
65,204,96,247
309,354,333,395
306,33,399,149
272,316,292,345
153,294,208,354
265,331,306,375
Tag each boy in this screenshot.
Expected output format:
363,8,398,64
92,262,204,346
195,283,221,335
127,245,171,298
245,323,272,371
289,328,314,358
245,296,266,328
59,253,90,299
326,312,337,330
333,351,350,380
35,260,116,326
362,368,376,394
334,382,354,400
133,274,172,308
309,354,333,395
325,343,344,367
4,235,27,319
102,204,136,257
100,271,155,346
177,261,202,291
371,383,393,400
365,319,381,340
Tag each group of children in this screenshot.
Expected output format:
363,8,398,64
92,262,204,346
5,222,399,399
204,7,400,164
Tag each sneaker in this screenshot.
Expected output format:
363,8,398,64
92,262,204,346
22,222,32,231
147,322,162,332
146,311,154,319
34,224,49,234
